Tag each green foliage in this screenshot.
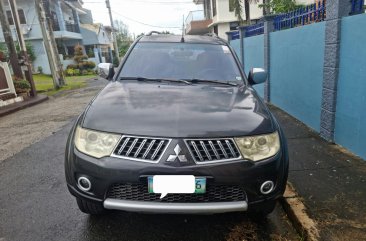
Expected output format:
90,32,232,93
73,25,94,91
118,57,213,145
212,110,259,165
85,61,96,69
87,48,95,58
0,43,9,61
230,0,244,23
259,0,303,14
65,68,74,76
13,79,31,93
73,69,80,76
67,64,78,69
37,66,43,74
114,20,132,57
15,41,36,62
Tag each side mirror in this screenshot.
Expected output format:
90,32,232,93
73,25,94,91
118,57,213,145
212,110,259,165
98,63,115,81
248,68,267,85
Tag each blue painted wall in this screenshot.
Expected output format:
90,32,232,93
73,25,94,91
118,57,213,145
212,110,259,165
335,14,366,160
244,35,265,97
230,37,265,97
270,22,325,131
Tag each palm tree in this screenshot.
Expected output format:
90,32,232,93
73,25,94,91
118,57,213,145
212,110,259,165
231,0,259,25
244,0,259,24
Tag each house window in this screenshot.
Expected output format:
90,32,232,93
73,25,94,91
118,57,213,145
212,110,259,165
229,0,234,12
6,9,26,25
213,25,218,35
229,22,239,31
212,0,217,17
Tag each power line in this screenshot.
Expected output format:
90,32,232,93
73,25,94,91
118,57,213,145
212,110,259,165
111,10,181,29
84,0,193,4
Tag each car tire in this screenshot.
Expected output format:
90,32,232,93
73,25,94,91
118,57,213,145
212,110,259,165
248,200,276,219
76,198,105,215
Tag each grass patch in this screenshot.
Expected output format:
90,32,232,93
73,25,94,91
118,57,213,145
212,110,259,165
33,74,96,96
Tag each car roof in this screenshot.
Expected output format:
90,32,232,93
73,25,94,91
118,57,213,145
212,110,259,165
138,34,228,45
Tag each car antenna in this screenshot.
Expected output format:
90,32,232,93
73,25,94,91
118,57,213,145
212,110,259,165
181,15,185,43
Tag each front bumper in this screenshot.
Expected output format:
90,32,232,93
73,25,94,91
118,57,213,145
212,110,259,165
103,199,248,214
65,119,289,214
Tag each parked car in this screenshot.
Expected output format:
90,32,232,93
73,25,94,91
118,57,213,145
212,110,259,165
65,33,289,217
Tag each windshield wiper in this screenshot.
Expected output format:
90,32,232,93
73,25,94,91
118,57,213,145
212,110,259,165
182,79,239,86
120,77,191,85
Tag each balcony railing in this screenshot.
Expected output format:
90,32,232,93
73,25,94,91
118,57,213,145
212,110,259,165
185,10,205,25
65,22,80,33
52,21,80,33
185,10,211,35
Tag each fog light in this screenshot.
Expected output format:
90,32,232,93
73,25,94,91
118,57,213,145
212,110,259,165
77,176,91,192
260,181,274,194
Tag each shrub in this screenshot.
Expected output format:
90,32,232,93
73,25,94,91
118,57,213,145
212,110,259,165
85,61,96,69
13,79,31,93
74,44,88,63
37,66,43,74
66,64,78,69
73,69,80,76
87,70,95,75
65,68,74,76
81,69,88,76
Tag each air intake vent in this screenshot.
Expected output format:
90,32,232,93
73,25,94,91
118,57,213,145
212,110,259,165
113,136,170,162
185,139,241,163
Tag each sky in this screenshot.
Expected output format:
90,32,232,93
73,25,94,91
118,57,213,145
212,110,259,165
82,0,203,38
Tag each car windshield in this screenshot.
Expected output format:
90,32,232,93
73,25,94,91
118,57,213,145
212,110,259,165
119,42,243,84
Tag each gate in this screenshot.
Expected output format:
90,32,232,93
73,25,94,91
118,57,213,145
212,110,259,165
0,62,17,100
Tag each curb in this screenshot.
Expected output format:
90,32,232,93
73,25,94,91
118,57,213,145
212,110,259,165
279,183,320,241
0,95,49,118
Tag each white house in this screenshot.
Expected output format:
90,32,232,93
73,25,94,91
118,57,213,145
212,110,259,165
188,0,316,39
0,0,109,75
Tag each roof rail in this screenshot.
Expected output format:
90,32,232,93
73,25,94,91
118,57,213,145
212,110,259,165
145,31,162,36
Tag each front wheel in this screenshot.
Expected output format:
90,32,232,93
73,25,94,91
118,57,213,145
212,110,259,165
76,198,105,215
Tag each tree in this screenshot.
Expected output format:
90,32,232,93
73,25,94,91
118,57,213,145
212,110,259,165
259,0,303,14
114,20,133,57
230,0,259,25
229,0,244,23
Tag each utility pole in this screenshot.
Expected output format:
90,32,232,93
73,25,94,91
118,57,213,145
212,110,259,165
35,0,60,89
43,0,65,86
0,0,23,79
106,0,119,62
9,0,37,97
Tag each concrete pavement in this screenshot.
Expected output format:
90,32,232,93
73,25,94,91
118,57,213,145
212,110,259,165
270,105,366,241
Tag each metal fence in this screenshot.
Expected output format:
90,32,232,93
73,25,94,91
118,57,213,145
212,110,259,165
244,22,264,37
274,1,326,31
227,31,240,40
351,0,365,14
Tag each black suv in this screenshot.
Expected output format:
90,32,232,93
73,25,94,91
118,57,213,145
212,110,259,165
65,33,288,217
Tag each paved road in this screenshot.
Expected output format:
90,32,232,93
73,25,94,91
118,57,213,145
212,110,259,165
0,80,299,241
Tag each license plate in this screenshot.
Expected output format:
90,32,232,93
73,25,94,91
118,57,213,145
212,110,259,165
148,175,206,195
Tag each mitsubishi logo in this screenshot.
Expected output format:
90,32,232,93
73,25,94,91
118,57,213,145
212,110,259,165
166,144,188,162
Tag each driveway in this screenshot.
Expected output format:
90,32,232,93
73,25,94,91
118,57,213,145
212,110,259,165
0,78,299,241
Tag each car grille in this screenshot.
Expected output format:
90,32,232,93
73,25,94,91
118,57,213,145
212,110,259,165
107,183,246,203
113,136,170,162
185,139,241,163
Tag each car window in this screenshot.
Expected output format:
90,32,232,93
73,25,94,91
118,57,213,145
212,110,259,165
119,42,243,83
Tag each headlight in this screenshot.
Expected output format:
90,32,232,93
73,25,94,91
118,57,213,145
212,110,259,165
74,126,121,158
235,132,280,162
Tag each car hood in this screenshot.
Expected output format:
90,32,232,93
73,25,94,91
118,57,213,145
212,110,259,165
82,81,275,138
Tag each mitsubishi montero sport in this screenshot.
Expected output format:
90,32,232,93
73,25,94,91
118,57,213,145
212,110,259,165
65,33,289,217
